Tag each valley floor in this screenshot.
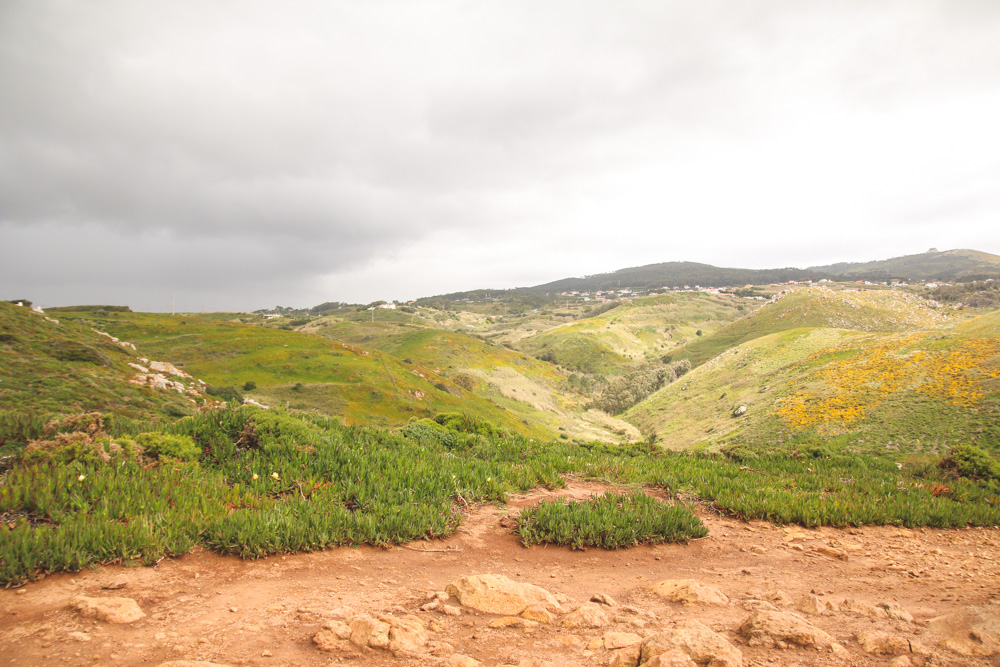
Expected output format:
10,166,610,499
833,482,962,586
3,481,999,666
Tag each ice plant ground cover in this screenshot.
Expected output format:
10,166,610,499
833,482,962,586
2,405,999,586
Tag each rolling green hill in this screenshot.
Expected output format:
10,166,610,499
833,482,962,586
627,306,1000,454
669,286,952,368
514,293,756,375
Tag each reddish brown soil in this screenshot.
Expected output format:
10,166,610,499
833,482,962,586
3,481,999,666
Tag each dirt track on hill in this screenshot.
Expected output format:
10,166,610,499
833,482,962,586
3,481,1000,666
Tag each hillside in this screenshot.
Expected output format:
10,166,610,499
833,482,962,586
52,309,637,442
0,301,212,423
627,306,1000,453
513,293,756,375
669,286,952,368
812,248,1000,281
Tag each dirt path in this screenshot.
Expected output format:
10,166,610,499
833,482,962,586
3,481,1000,666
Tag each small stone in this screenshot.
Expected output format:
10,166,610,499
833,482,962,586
441,605,462,616
814,546,848,561
857,630,911,655
591,593,619,607
448,654,482,667
70,596,146,624
67,632,92,642
102,576,129,590
16,589,26,596
794,595,830,616
349,615,390,649
421,599,441,612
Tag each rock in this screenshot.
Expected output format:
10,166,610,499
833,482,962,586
741,600,778,613
558,602,609,629
322,619,352,639
889,656,913,667
448,655,482,667
521,605,555,623
814,546,848,561
312,628,346,652
608,643,642,667
604,632,642,649
517,660,558,667
387,615,428,654
878,602,914,623
446,574,561,615
738,610,833,649
70,596,146,624
67,631,92,642
156,663,233,667
348,615,390,649
840,598,889,619
428,641,455,657
489,616,539,629
592,593,619,607
421,599,441,612
761,589,792,607
830,643,852,661
102,576,129,590
642,619,743,667
643,649,699,667
733,405,747,417
856,631,911,655
587,636,603,650
793,595,830,616
652,580,729,606
929,605,1000,656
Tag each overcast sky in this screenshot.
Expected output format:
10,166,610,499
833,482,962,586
2,1,999,311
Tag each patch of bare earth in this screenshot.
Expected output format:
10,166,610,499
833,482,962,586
3,480,999,666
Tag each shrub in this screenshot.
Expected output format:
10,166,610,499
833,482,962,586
243,381,257,391
516,492,707,549
206,386,244,403
940,444,1000,482
132,433,200,462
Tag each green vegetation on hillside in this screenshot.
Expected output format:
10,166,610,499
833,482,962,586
0,302,202,421
4,405,1000,585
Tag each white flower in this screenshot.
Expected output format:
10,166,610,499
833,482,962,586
271,472,280,480
77,474,86,482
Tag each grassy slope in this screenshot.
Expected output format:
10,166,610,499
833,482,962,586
514,293,755,375
671,286,952,368
306,319,639,442
53,310,570,439
0,302,201,421
628,306,1000,454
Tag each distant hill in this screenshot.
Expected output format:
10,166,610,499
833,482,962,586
413,249,1000,304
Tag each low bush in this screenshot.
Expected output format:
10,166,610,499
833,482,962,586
940,444,1000,482
131,433,200,462
517,491,707,549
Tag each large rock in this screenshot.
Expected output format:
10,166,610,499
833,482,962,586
604,632,642,649
446,574,561,615
70,596,145,624
608,643,642,667
642,619,743,667
387,614,428,654
558,602,609,629
929,605,1000,656
349,615,391,649
652,580,729,606
738,610,833,649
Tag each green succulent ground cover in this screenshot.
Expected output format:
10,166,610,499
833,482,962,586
3,405,1000,586
517,491,708,549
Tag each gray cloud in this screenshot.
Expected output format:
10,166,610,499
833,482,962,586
2,1,999,310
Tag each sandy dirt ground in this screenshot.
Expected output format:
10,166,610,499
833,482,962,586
3,481,1000,666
